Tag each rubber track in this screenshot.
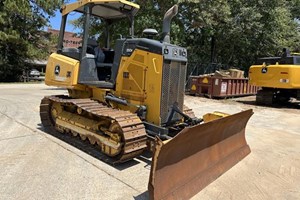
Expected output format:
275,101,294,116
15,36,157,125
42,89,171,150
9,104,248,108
40,95,147,163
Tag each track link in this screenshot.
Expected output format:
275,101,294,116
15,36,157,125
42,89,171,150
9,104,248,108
40,95,147,163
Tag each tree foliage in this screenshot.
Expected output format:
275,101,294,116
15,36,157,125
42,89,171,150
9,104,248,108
179,0,300,70
0,0,65,82
1,0,300,81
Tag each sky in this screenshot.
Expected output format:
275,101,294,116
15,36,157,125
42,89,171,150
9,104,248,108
48,0,79,32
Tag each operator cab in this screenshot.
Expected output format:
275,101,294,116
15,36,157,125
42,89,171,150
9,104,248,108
57,0,139,88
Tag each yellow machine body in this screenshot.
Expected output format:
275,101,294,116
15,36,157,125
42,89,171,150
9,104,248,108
45,49,164,125
249,53,300,105
249,64,300,89
60,0,140,17
114,49,164,125
46,53,81,89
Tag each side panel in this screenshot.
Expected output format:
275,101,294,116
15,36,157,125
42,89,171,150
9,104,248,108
249,64,300,89
115,49,164,125
45,53,81,88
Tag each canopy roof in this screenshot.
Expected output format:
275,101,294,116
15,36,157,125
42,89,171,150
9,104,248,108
61,0,140,20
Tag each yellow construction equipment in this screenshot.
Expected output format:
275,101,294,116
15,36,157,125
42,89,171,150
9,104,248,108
249,49,300,105
40,1,253,199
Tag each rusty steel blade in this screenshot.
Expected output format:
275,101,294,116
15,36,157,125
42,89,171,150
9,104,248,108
148,109,253,200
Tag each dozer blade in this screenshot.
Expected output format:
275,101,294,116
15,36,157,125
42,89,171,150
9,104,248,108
148,109,253,200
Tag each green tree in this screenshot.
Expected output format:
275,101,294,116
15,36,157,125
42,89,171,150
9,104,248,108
179,0,232,62
224,0,300,69
0,0,66,82
179,0,300,72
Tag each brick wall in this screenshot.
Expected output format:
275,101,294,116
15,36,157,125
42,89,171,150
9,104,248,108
48,28,82,48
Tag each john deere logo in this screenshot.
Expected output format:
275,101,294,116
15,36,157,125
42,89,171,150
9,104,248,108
54,65,60,75
261,67,268,74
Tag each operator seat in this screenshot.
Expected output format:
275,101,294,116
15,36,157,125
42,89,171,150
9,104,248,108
87,38,98,54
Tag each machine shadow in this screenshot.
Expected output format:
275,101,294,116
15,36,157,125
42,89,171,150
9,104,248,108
134,191,149,200
37,123,152,171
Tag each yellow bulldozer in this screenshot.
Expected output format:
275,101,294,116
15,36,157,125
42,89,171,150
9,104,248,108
249,48,300,105
40,1,253,199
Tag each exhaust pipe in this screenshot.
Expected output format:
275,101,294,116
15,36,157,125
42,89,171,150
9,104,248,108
162,5,178,43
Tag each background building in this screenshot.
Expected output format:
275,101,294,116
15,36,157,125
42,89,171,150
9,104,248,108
48,28,82,48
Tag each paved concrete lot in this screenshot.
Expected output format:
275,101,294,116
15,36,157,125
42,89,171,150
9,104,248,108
0,83,299,200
